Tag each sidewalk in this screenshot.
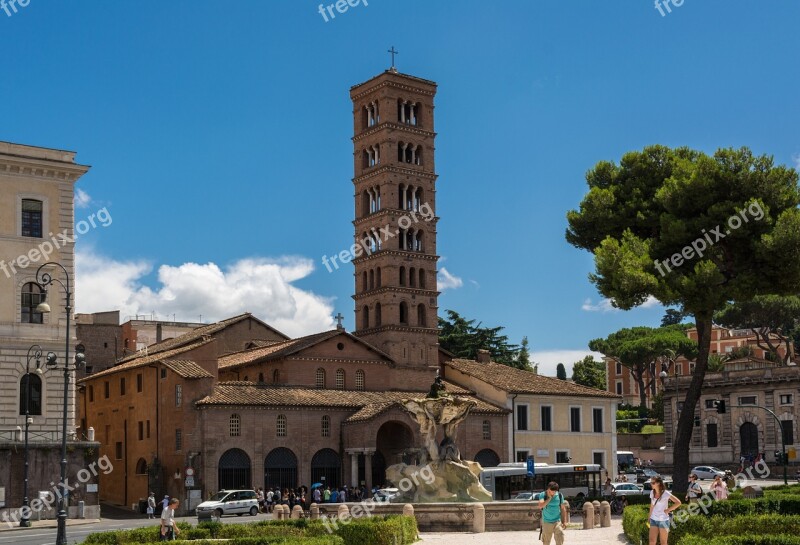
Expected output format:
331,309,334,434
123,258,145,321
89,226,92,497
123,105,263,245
420,518,632,545
0,518,101,532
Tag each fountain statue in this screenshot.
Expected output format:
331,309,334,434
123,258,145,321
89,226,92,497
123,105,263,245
386,372,493,502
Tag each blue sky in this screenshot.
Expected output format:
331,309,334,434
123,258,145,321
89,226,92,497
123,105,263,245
2,1,798,374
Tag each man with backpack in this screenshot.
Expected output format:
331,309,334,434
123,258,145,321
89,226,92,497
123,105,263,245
534,482,567,545
686,474,703,503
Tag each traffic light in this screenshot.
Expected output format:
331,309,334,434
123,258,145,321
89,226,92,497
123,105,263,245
713,400,726,414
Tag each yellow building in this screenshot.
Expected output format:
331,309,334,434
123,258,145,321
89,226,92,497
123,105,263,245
444,351,621,477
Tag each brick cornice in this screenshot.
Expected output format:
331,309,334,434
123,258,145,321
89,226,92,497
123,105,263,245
352,164,437,185
352,121,436,143
352,286,440,300
352,208,440,228
355,324,440,336
352,249,439,265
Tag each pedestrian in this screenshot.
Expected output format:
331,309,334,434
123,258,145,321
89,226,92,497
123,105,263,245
331,488,339,503
323,486,331,503
648,476,680,545
340,487,347,503
160,498,181,541
162,495,170,512
147,492,156,519
534,482,567,545
266,488,274,513
256,488,264,513
710,475,728,500
685,474,702,503
313,487,321,504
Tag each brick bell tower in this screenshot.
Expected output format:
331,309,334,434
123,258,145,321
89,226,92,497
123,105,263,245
350,67,439,369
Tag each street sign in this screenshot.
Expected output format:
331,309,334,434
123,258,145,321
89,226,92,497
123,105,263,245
526,456,535,477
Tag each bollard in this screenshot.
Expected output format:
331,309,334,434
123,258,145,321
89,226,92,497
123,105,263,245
563,500,571,524
592,500,601,527
292,505,303,519
403,504,415,517
310,503,319,520
472,503,486,533
275,505,283,520
337,504,350,523
582,502,594,529
599,501,611,527
280,504,288,520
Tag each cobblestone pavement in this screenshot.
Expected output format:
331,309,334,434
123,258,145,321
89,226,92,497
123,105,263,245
419,518,631,544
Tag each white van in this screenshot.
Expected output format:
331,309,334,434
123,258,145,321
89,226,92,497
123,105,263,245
196,489,259,520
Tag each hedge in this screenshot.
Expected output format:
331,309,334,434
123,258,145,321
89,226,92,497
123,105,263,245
680,536,800,545
81,515,417,545
669,514,800,545
622,504,650,545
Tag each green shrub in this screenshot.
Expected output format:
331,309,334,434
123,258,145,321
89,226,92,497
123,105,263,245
622,504,650,545
333,515,418,545
670,514,800,545
679,536,800,545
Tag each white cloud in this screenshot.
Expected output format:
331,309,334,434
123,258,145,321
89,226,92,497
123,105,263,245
793,153,800,171
532,350,606,377
438,267,463,290
75,249,336,337
74,188,92,209
581,296,659,312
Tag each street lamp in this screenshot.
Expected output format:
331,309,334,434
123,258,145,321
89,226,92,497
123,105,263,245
20,345,44,527
34,262,85,545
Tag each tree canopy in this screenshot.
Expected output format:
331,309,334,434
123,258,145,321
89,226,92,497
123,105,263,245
438,310,529,369
571,356,606,390
556,363,567,380
567,145,800,492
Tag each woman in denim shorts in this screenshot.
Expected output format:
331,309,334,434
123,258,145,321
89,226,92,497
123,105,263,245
649,476,681,545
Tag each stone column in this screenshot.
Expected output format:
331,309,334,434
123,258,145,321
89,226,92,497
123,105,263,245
364,449,375,491
350,451,359,488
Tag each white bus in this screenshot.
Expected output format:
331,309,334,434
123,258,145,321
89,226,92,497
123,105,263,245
616,451,635,472
479,463,602,501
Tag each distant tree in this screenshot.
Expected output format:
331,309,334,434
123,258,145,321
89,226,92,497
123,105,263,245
567,145,800,493
650,392,664,424
514,336,533,371
438,310,522,367
714,295,800,365
707,353,727,372
571,356,606,390
556,363,567,380
661,308,686,327
589,325,697,408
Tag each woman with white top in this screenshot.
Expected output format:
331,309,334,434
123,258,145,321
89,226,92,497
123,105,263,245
648,476,681,545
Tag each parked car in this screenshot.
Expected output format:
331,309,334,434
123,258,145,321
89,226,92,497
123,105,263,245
611,483,648,496
691,466,726,480
373,488,400,503
196,490,259,520
641,480,673,492
510,492,535,501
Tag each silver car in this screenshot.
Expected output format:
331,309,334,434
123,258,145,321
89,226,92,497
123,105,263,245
611,482,648,496
691,466,725,480
196,489,260,520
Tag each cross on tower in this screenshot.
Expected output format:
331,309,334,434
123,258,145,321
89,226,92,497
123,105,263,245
387,46,399,70
335,312,345,330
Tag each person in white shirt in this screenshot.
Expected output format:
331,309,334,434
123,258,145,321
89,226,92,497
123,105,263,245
160,498,181,541
648,477,681,545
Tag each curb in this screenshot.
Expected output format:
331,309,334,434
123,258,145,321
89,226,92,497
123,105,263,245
0,518,102,532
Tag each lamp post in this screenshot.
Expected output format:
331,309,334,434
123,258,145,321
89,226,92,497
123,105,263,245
34,262,85,545
20,345,44,527
660,362,679,450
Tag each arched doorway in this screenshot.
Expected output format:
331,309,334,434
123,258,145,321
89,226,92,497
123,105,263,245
376,421,415,466
740,422,759,457
474,449,500,468
218,449,251,491
264,448,298,491
310,449,341,489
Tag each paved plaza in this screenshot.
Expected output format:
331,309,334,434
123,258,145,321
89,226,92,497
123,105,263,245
420,519,631,545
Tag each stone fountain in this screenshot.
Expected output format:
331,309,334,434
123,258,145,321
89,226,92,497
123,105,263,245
385,373,493,503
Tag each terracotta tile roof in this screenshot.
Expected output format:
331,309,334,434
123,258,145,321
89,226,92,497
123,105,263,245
447,358,621,398
118,313,289,363
195,381,508,421
245,340,284,349
162,359,214,379
79,339,214,382
218,330,394,370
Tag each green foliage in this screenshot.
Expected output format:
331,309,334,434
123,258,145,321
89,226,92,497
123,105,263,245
571,355,606,390
335,515,418,545
651,392,664,424
438,310,525,368
556,363,567,380
680,536,800,545
517,336,534,372
640,424,664,433
622,504,650,545
662,308,688,326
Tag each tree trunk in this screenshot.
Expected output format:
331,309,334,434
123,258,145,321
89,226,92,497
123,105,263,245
635,364,648,408
672,312,712,495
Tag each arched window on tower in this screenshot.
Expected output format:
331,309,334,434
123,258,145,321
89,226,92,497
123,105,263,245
362,190,370,216
409,267,416,288
398,229,406,250
417,304,427,327
375,303,382,327
414,146,423,166
397,99,417,125
362,305,370,329
398,184,405,209
362,271,368,292
419,269,426,289
316,368,326,389
369,270,375,290
399,302,408,325
335,369,345,390
362,150,370,170
355,370,365,391
399,267,406,286
414,231,424,252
